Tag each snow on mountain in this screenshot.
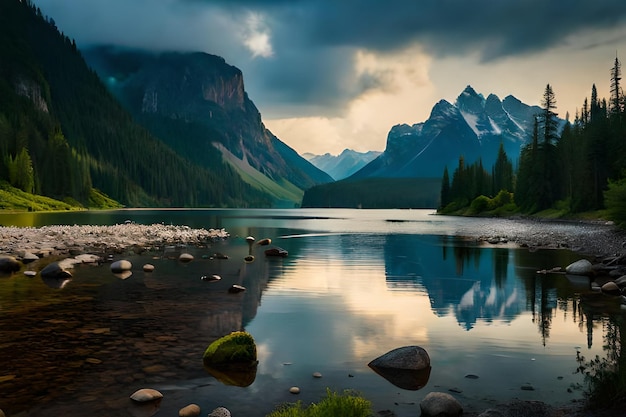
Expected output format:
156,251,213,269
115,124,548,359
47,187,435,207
350,85,548,179
304,149,382,180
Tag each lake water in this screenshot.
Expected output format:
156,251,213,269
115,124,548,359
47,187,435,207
0,209,618,416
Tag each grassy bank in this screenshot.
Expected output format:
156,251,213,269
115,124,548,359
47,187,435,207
0,181,122,212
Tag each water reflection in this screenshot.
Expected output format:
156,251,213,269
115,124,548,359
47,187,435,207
0,213,623,416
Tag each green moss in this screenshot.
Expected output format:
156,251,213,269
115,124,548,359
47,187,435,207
267,389,372,417
203,331,257,366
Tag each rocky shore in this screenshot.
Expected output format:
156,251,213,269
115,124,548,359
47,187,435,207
0,222,229,262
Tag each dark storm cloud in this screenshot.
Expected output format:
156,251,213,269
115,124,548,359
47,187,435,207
187,0,626,59
34,0,626,116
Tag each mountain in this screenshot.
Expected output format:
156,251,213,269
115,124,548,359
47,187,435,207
82,47,333,207
0,0,269,207
0,0,330,209
303,149,381,180
301,86,550,209
351,86,545,179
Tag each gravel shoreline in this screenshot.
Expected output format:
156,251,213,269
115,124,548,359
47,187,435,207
0,223,229,260
0,217,623,262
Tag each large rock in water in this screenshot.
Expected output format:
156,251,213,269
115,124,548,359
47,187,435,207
565,259,593,276
368,345,430,371
0,256,20,274
203,331,258,387
203,331,257,366
368,345,432,390
40,262,72,279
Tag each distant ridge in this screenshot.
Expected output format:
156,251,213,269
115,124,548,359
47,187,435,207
303,149,381,180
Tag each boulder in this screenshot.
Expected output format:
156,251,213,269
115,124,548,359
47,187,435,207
178,403,201,417
40,262,72,279
111,260,132,273
565,259,593,276
0,256,20,273
368,345,430,371
129,388,163,402
202,332,258,388
203,331,257,367
601,281,621,296
615,275,626,287
420,392,463,417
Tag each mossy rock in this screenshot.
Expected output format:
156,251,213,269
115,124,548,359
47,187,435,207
203,331,257,367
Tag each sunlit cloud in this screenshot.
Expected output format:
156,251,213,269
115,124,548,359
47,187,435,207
241,12,274,58
264,45,436,154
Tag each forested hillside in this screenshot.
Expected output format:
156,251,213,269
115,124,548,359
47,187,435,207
0,0,274,208
440,66,626,226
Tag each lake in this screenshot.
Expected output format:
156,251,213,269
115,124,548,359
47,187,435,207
0,208,618,416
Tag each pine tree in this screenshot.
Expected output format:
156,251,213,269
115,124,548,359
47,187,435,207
492,142,513,195
610,55,623,115
440,166,450,208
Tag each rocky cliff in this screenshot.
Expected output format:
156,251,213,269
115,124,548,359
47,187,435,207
84,48,332,203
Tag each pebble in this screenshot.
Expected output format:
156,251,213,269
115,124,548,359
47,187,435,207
228,284,246,293
179,253,194,263
312,372,322,378
24,270,36,277
289,386,300,394
143,264,155,272
201,274,221,282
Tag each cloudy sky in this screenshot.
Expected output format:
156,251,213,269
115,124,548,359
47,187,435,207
34,0,626,155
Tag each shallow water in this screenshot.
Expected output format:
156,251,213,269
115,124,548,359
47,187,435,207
0,209,619,416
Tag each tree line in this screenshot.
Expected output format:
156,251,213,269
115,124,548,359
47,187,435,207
0,0,273,208
440,56,626,226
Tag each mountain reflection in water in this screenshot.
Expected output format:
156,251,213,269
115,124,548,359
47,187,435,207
0,209,622,417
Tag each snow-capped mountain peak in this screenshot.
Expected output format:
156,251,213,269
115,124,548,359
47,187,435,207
350,85,550,179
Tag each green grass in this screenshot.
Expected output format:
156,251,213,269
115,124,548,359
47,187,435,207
0,181,79,212
0,181,123,212
267,389,373,417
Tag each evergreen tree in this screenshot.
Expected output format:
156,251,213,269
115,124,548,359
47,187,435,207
492,142,514,194
610,55,623,115
440,166,450,208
